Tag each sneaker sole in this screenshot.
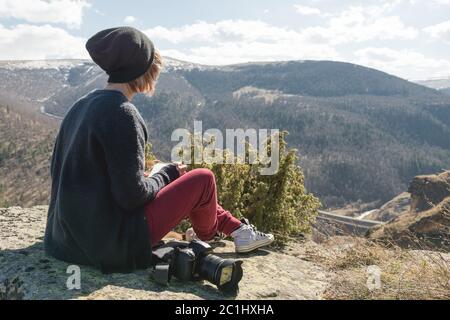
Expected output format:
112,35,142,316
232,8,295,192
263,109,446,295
235,236,274,253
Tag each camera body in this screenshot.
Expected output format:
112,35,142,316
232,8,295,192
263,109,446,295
169,239,243,294
171,239,211,282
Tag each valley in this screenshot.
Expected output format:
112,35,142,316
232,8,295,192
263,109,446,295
1,58,450,209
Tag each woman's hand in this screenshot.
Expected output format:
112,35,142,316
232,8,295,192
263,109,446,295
144,161,186,178
174,162,187,177
144,160,162,177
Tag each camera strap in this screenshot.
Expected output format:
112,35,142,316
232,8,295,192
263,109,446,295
151,241,190,286
151,246,175,286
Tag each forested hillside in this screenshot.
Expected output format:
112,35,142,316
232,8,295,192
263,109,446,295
0,102,57,207
1,59,450,207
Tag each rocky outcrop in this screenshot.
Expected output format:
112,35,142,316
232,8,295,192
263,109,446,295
364,192,411,222
0,206,331,300
369,197,450,250
369,171,450,251
409,171,450,212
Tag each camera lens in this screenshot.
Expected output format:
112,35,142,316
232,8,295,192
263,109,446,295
197,254,243,294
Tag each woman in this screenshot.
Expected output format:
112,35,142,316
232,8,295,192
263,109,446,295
44,27,274,274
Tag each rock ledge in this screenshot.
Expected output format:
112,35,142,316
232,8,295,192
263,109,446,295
0,206,331,300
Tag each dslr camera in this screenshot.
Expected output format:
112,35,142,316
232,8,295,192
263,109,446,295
152,239,243,294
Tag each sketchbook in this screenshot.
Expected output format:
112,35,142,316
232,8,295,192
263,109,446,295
149,163,171,176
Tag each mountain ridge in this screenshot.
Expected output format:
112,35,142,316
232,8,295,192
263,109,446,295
1,57,441,94
1,58,450,207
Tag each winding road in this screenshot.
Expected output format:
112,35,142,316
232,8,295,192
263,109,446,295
315,210,385,236
40,106,63,120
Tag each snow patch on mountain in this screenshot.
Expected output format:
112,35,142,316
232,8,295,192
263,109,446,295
0,58,210,74
0,60,89,71
162,57,209,72
415,77,450,90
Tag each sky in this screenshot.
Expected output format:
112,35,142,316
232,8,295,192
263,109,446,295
0,0,450,80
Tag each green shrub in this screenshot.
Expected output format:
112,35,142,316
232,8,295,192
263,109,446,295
146,131,321,244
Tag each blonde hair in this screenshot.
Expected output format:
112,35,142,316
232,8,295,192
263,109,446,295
126,50,163,95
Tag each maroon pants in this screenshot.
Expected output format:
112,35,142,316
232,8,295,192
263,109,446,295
144,168,242,247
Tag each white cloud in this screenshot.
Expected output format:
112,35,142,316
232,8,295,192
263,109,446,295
0,0,441,80
0,24,88,60
147,19,331,45
0,0,91,28
146,20,338,65
424,20,450,43
302,6,418,45
145,14,423,68
160,41,337,66
124,16,137,24
146,21,218,44
431,0,450,4
146,20,339,65
145,9,419,67
354,47,450,79
293,5,323,16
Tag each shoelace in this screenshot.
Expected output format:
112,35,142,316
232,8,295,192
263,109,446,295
247,223,267,238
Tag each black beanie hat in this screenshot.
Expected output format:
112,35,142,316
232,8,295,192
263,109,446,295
86,27,155,83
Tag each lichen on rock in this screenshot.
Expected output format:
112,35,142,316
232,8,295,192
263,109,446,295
0,206,330,300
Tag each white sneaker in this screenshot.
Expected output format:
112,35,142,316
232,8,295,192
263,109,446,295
231,219,275,253
185,228,199,242
184,228,224,242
